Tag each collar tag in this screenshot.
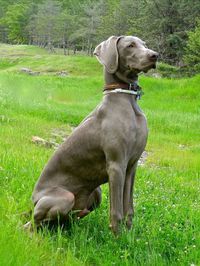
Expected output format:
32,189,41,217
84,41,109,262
129,81,143,99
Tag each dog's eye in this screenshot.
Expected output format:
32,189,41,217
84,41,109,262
128,43,136,48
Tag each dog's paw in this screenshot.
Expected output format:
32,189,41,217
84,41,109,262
109,223,121,236
23,221,34,232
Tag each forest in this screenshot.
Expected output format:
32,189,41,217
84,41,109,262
0,0,200,70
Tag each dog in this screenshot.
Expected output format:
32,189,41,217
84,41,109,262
24,36,158,234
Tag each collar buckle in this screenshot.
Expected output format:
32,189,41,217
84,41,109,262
129,81,139,90
129,82,144,99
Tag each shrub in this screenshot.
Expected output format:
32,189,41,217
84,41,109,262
184,20,200,71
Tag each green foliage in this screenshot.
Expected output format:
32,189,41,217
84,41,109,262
28,0,62,48
132,0,200,64
0,0,200,66
154,62,179,77
2,3,31,44
184,20,200,71
0,44,200,266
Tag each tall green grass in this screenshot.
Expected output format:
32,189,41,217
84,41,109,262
0,44,199,266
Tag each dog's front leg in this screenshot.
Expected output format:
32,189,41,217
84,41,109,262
123,164,137,230
107,162,125,235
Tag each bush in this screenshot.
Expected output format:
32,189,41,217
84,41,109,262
184,20,200,71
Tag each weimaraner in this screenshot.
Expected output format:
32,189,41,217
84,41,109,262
25,36,158,234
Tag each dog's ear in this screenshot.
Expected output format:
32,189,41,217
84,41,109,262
94,36,122,74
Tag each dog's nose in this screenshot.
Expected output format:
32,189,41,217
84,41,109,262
149,52,159,61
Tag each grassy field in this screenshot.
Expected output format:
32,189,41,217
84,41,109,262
0,44,200,266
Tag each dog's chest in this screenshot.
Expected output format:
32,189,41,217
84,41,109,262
127,112,148,158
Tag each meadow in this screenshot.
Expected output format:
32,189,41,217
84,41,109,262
0,44,199,266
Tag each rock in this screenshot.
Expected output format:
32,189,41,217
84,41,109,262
57,71,69,77
32,136,59,149
21,67,32,73
32,127,71,150
151,73,162,78
28,71,40,76
138,151,148,166
32,136,46,145
20,67,40,76
178,144,189,150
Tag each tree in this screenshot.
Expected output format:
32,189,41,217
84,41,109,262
127,0,200,64
71,0,104,55
28,0,62,50
0,0,13,42
2,3,31,44
184,20,200,71
0,0,200,64
58,10,75,55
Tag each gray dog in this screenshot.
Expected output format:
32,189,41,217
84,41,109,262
25,36,158,234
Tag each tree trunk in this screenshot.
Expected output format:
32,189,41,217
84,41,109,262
63,39,66,56
90,43,93,56
73,45,76,55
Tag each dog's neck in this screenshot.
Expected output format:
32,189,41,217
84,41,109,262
103,68,143,101
104,68,138,85
103,68,144,115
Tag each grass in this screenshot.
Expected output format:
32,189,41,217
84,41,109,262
0,44,200,266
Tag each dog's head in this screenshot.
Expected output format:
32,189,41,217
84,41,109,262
94,36,158,76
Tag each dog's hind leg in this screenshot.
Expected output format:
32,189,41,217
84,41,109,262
77,186,102,218
33,187,75,227
87,186,102,211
